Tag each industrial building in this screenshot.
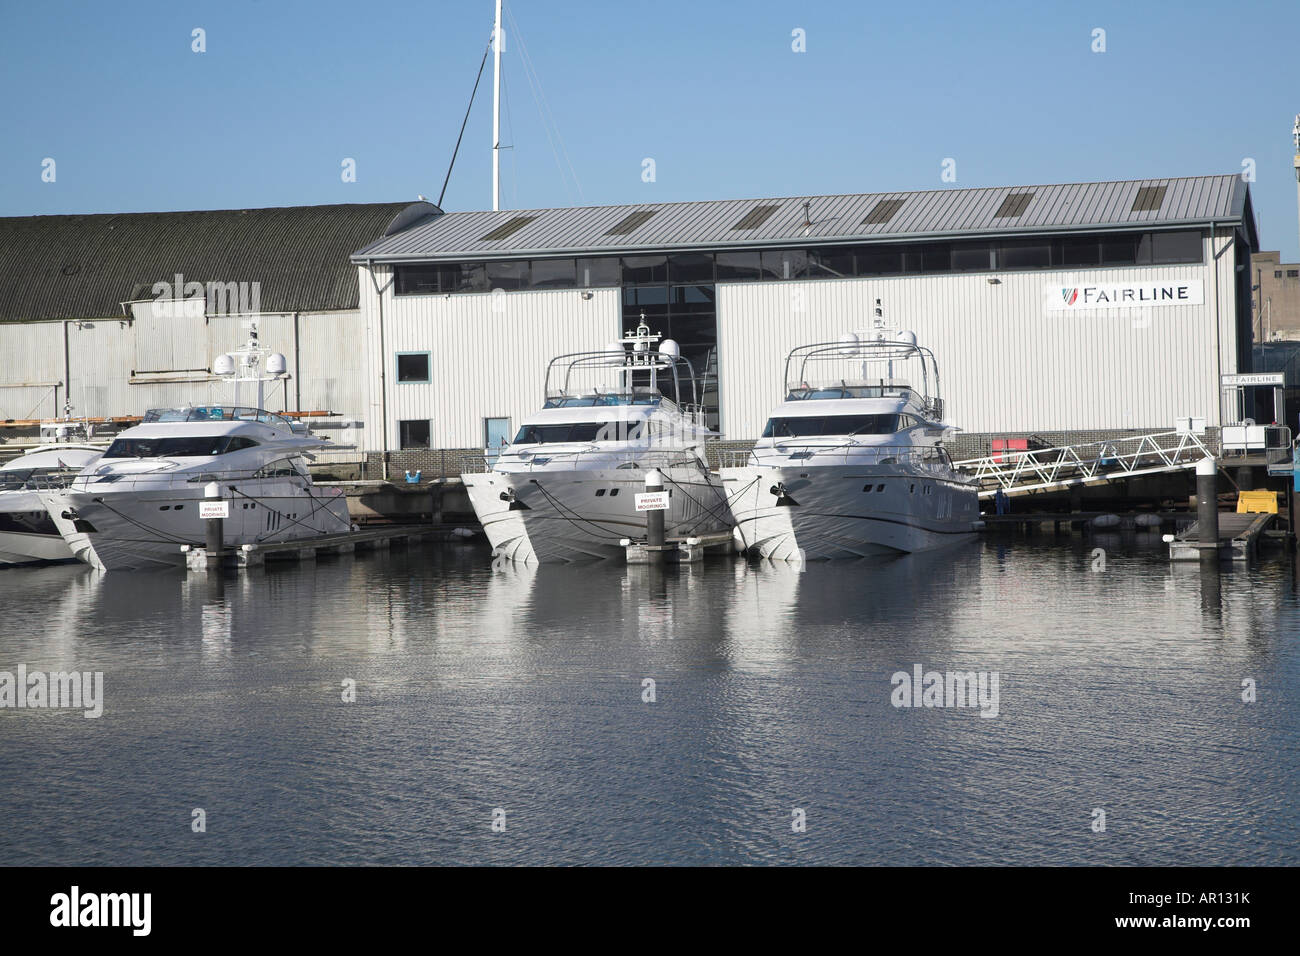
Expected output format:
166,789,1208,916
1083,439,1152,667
351,174,1259,473
0,176,1263,479
1250,250,1300,339
0,200,436,458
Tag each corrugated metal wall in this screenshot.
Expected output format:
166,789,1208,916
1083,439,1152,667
0,310,368,429
0,322,64,420
716,235,1240,439
362,267,621,450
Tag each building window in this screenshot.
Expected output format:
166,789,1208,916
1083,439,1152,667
1289,270,1299,279
759,249,807,280
1275,270,1284,278
530,258,576,289
667,252,715,284
1144,230,1203,264
1099,234,1140,266
394,265,442,294
577,257,620,287
715,251,762,280
1057,236,1101,268
808,247,856,279
950,242,994,272
486,260,530,291
996,239,1051,269
855,246,904,275
399,419,431,449
390,229,1206,298
621,254,668,285
396,352,430,384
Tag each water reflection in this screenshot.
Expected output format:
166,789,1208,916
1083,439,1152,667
0,537,1296,866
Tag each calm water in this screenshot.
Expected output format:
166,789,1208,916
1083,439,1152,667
1,534,1297,866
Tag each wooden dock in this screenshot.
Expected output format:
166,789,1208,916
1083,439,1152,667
182,525,450,571
1167,511,1275,562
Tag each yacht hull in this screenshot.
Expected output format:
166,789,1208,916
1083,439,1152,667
40,482,351,571
722,463,980,560
0,490,75,564
463,467,731,563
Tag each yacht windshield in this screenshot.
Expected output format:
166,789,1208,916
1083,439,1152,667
762,414,902,438
102,435,260,458
514,422,644,444
786,386,916,401
143,406,291,428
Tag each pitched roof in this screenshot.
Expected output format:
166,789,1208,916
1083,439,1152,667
352,175,1255,263
0,201,438,322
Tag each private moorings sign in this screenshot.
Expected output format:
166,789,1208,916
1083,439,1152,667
1045,280,1204,311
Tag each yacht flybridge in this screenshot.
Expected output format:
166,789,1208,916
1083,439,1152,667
462,319,732,562
39,327,352,571
721,304,980,559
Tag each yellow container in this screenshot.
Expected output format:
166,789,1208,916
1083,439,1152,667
1236,490,1279,514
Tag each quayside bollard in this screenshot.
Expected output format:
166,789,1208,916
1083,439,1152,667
1196,458,1219,564
645,468,666,565
204,481,225,570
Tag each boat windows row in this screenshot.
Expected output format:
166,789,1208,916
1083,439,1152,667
761,414,924,438
392,230,1205,295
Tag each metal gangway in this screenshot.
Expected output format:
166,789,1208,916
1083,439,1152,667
953,431,1217,498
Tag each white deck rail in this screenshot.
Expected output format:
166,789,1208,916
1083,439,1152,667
953,431,1217,498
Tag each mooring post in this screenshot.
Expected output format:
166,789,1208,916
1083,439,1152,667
645,468,665,565
1292,445,1300,551
204,480,225,569
1196,458,1219,563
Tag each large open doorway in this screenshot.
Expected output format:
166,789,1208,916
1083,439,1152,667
620,254,719,430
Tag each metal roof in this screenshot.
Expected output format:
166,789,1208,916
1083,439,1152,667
352,175,1255,263
0,201,438,322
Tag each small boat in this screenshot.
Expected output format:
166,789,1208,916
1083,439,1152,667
462,319,732,562
721,304,980,560
38,328,352,571
0,444,104,565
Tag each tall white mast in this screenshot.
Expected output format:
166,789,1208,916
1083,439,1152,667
1293,114,1300,257
492,0,503,211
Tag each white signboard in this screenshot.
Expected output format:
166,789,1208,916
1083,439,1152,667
634,492,669,512
1221,372,1283,387
1045,280,1203,311
199,500,230,520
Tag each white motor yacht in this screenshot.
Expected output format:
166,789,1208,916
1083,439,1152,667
0,445,104,565
721,307,980,560
39,330,351,571
462,320,732,563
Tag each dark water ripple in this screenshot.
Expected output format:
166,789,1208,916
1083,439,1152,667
0,535,1296,865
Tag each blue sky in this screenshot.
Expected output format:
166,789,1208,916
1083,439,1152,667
3,0,1299,258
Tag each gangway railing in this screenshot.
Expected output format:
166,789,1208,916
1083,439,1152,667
953,431,1217,498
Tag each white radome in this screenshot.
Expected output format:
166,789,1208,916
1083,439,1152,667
658,338,681,359
267,353,288,376
213,353,235,376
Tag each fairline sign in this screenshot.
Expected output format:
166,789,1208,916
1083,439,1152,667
1045,279,1203,311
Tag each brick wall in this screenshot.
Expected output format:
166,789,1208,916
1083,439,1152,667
363,448,485,480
